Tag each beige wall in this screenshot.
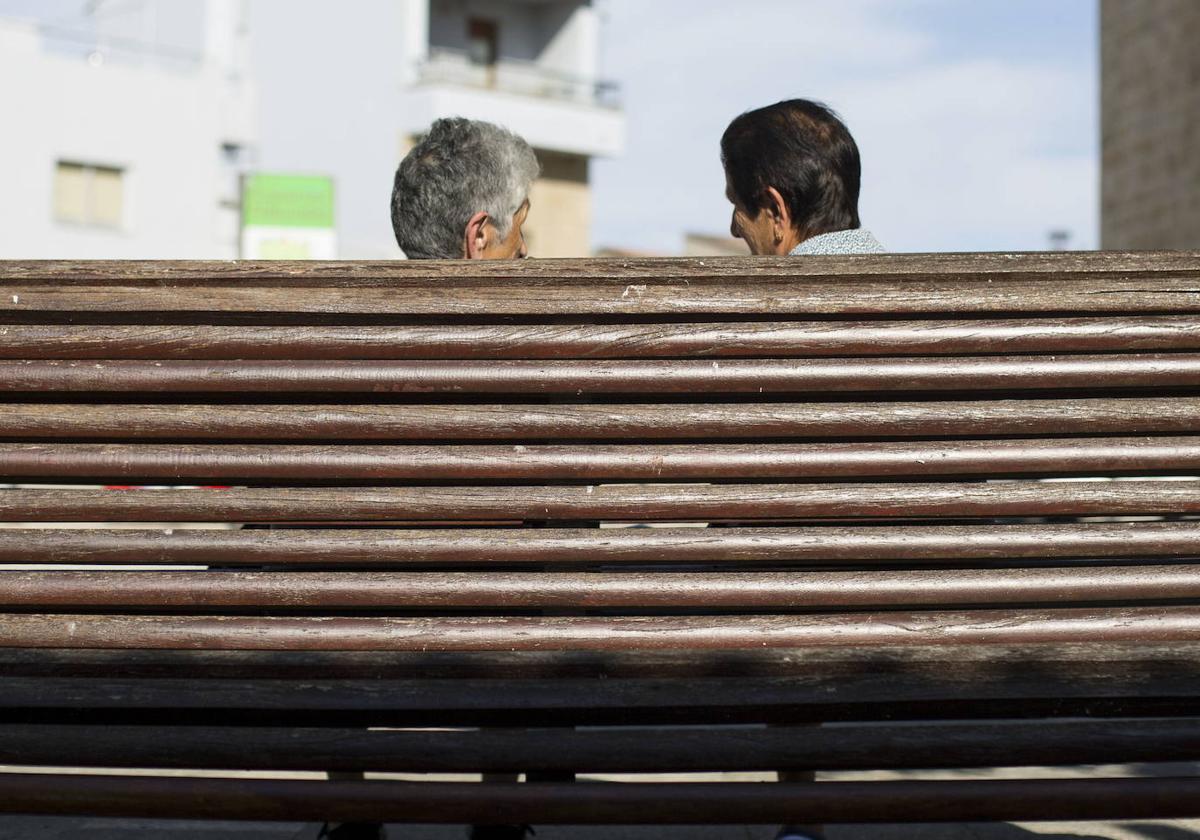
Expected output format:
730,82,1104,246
524,150,590,258
1101,0,1200,249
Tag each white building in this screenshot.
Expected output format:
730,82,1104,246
0,0,254,259
0,0,624,260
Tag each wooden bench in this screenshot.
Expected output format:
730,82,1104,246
1,253,1200,828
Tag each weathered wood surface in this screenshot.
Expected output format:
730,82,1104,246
1,775,1199,823
2,641,1197,680
5,252,1200,283
1,255,1199,823
5,317,1200,359
5,565,1198,609
3,673,1196,726
2,253,1200,316
4,398,1198,441
4,642,1199,726
3,607,1199,651
0,481,1196,521
1,522,1196,566
1,354,1198,394
2,438,1200,481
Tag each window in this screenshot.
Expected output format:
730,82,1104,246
468,17,498,67
54,161,124,228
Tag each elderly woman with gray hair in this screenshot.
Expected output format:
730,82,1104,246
391,117,540,260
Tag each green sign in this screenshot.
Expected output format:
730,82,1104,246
242,174,335,229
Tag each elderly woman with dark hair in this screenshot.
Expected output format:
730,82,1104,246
721,98,883,257
391,117,540,260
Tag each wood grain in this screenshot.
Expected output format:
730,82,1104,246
5,316,1200,358
3,398,1200,441
1,522,1195,566
2,607,1199,650
3,566,1197,609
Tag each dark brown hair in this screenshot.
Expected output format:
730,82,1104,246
721,99,862,237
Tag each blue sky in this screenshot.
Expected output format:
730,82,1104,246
591,0,1099,254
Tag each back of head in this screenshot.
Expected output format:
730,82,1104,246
391,117,540,259
720,99,861,239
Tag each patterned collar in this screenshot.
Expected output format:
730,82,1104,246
789,228,885,255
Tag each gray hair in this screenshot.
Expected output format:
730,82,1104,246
391,118,540,259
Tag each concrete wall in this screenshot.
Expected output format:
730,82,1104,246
1101,0,1200,249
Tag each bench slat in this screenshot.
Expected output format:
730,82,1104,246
3,719,1199,773
4,252,1198,283
1,522,1196,566
0,481,1198,522
3,317,1200,359
4,607,1200,650
1,354,1199,394
1,775,1199,823
6,276,1200,314
2,564,1200,609
3,438,1200,481
0,641,1196,679
2,398,1196,441
3,567,1200,609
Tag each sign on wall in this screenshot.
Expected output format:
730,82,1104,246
240,173,336,259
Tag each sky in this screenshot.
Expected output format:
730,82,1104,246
591,0,1099,254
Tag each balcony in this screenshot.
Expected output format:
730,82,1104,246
418,47,621,110
402,46,626,158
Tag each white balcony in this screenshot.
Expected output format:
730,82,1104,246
401,47,626,158
419,46,619,109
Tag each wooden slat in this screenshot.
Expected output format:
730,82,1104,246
5,260,1200,314
2,522,1197,566
2,641,1197,681
0,481,1197,522
3,438,1200,481
3,607,1200,650
6,656,1200,726
5,565,1199,609
3,398,1198,441
6,281,1200,316
4,252,1199,284
2,354,1200,394
3,718,1199,773
5,317,1200,359
1,775,1200,823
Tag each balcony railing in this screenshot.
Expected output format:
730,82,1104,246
416,47,621,110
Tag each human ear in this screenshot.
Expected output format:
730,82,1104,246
764,187,790,242
463,211,491,259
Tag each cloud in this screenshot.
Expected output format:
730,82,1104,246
591,0,1097,253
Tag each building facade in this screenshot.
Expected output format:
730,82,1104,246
0,0,254,259
1101,0,1200,250
0,0,622,259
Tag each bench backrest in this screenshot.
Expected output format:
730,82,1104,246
2,252,1200,824
2,253,1200,652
